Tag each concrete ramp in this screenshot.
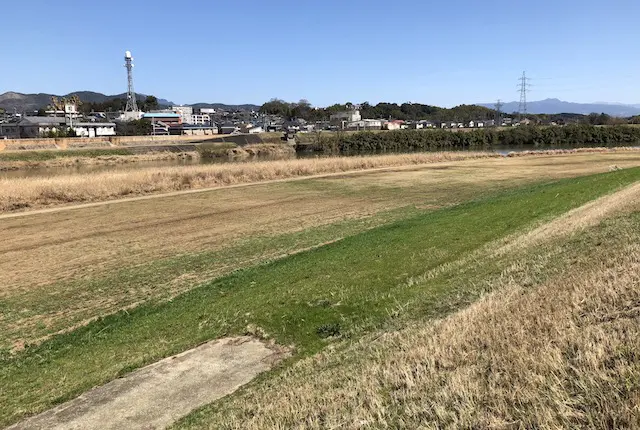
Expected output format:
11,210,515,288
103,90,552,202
9,337,285,430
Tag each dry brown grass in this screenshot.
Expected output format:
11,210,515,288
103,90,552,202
215,143,296,159
243,143,296,156
0,152,499,212
4,153,640,351
4,149,640,213
0,151,199,171
187,187,640,429
506,146,640,157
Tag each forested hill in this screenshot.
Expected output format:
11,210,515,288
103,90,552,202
0,91,173,112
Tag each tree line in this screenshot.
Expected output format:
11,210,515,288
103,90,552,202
260,99,640,126
308,125,640,153
260,99,497,123
79,96,163,114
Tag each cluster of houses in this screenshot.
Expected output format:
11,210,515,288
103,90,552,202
141,106,267,136
327,109,517,131
0,103,264,139
0,103,118,139
0,102,522,140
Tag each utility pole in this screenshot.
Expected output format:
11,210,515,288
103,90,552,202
495,99,503,127
517,71,531,121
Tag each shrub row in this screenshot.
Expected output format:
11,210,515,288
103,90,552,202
309,125,640,153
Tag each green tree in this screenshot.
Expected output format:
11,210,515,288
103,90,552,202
291,99,312,119
143,96,159,111
116,119,153,136
260,98,293,117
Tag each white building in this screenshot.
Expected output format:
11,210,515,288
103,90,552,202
72,122,117,137
172,106,194,124
191,114,211,125
330,109,362,128
121,111,143,122
18,117,66,137
14,117,116,138
345,119,382,130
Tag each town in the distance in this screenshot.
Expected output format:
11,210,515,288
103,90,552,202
2,50,640,140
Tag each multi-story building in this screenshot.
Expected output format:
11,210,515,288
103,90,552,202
330,109,361,128
191,114,211,125
172,106,194,124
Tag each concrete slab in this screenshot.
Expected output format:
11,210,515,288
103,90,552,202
9,337,284,430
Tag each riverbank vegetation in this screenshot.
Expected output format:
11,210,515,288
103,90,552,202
3,168,640,427
197,143,294,159
306,125,640,153
0,143,296,172
0,149,198,171
0,151,498,212
0,148,136,163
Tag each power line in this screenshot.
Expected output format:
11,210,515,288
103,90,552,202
517,71,531,120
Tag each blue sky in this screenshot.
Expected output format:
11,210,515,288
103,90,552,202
2,0,640,107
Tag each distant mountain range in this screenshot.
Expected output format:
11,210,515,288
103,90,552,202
4,91,640,117
477,98,640,117
189,102,261,111
0,91,261,113
0,91,174,112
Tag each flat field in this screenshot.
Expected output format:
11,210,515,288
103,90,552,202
2,151,640,428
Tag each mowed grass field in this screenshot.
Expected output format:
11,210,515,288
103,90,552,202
178,182,640,429
4,153,640,352
2,152,640,427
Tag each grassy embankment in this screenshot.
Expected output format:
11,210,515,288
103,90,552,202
0,147,197,172
0,148,136,162
2,167,640,427
0,142,292,171
4,149,640,213
177,185,640,429
6,153,639,356
0,152,498,212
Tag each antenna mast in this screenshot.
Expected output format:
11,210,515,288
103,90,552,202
124,51,139,112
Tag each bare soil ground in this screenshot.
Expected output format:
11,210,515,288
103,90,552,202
2,153,640,351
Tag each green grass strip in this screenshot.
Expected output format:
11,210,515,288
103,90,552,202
1,167,639,426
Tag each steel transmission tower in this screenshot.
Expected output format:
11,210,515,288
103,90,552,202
495,99,503,126
517,71,531,120
124,51,139,112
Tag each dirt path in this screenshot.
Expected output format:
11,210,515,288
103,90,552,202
8,337,286,430
0,162,459,221
4,152,640,351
